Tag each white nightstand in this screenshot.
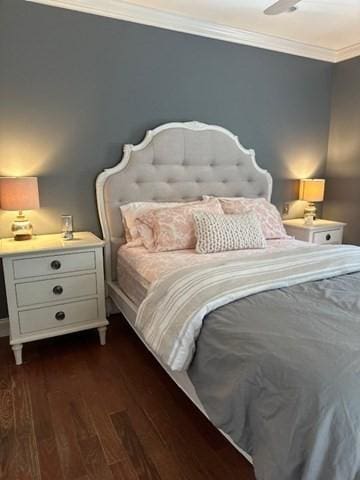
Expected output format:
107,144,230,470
283,219,346,245
0,232,108,365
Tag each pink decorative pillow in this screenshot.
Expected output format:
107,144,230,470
204,196,289,239
136,198,223,252
120,201,186,247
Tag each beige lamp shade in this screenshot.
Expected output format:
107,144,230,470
299,179,325,203
0,177,40,211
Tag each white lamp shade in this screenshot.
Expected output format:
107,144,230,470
0,177,40,211
299,179,325,203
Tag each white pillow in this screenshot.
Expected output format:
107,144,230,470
193,211,266,254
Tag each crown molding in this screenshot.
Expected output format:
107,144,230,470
26,0,359,63
335,43,360,63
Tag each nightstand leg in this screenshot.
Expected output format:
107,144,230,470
12,344,23,365
98,326,107,346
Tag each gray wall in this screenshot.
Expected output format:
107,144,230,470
323,57,360,244
0,0,333,318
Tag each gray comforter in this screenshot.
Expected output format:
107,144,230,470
188,272,360,480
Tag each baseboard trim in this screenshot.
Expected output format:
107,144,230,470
0,318,9,338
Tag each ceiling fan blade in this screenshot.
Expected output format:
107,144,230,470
264,0,302,15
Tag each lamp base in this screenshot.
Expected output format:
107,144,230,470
11,212,33,241
304,202,317,226
13,233,32,241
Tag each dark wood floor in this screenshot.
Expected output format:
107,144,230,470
0,314,255,480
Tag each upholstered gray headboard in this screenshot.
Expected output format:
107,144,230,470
96,121,272,282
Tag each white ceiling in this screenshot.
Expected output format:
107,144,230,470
126,0,360,50
27,0,360,62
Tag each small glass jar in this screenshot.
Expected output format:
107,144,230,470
61,215,74,240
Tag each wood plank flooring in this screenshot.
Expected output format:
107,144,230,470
0,315,255,480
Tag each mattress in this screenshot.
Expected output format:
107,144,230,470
116,238,308,306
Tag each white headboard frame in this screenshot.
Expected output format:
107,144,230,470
96,121,273,283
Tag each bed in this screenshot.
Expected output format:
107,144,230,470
96,120,276,461
96,121,360,480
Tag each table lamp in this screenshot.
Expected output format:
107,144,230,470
299,178,325,225
0,177,40,240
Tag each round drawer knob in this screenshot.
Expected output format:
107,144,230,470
51,260,61,270
326,234,331,241
55,311,65,321
53,285,63,295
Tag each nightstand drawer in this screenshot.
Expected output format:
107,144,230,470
15,273,97,307
283,219,346,245
13,251,95,279
313,229,343,245
18,298,99,334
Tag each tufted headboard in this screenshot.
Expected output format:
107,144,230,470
96,121,272,282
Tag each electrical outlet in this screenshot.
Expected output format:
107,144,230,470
283,202,290,215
